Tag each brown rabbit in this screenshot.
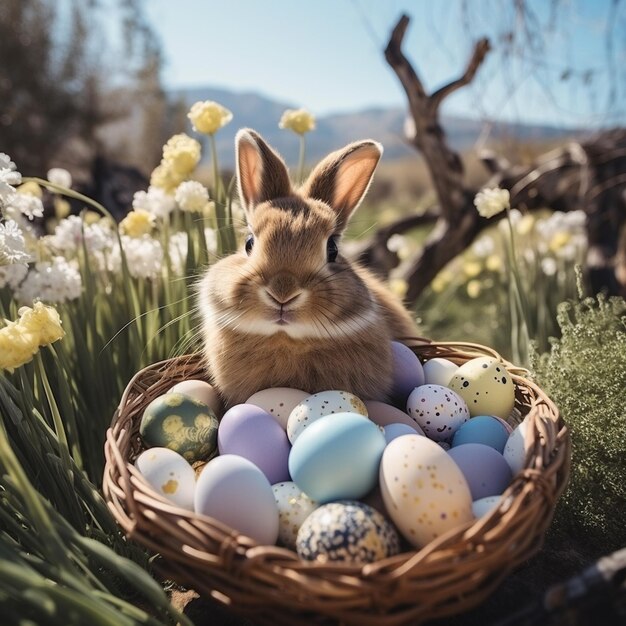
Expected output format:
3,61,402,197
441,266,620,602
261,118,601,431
199,129,418,407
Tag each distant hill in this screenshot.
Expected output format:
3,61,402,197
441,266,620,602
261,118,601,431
171,85,578,168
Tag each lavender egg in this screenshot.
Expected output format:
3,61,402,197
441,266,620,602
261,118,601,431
390,342,425,407
218,404,291,484
365,400,424,433
448,443,512,500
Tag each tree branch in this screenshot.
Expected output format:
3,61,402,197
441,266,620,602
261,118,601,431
430,38,491,110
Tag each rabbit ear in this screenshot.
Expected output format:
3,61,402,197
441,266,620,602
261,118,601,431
301,140,383,231
236,129,292,214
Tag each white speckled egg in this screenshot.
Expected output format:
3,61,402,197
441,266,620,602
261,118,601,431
503,418,531,475
379,435,473,548
272,481,318,549
406,385,469,441
423,358,459,387
287,390,368,444
448,357,515,419
135,447,195,510
246,388,310,430
296,501,400,564
195,455,279,545
168,380,222,416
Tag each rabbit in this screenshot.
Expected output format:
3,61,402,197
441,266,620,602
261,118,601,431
199,129,419,407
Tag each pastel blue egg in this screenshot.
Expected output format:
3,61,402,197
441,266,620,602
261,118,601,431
383,422,421,444
451,415,510,453
288,412,386,503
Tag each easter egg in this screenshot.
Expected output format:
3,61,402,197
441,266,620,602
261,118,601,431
246,388,310,430
451,415,510,452
135,447,195,510
503,418,531,475
493,415,514,435
167,380,221,416
140,393,218,463
364,400,425,433
383,422,421,444
288,412,386,503
287,390,367,444
296,501,400,565
472,495,504,518
218,404,291,484
406,385,469,441
448,357,515,419
194,455,279,545
272,481,318,549
390,342,425,406
380,435,473,548
448,443,512,500
423,358,459,387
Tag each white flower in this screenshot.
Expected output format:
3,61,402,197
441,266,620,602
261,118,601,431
48,215,113,255
204,227,217,254
474,187,510,218
108,235,163,279
174,181,209,213
472,236,495,258
168,231,188,276
0,263,28,290
6,192,44,220
541,257,558,276
16,257,82,304
132,186,176,219
0,153,21,207
0,220,31,266
47,168,72,189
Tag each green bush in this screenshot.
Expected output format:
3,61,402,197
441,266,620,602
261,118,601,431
531,290,626,552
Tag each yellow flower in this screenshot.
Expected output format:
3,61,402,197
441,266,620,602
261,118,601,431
162,134,201,177
463,260,482,278
485,254,502,272
549,231,571,252
54,197,71,219
17,302,65,346
17,181,42,198
517,214,535,236
389,278,408,298
466,280,482,299
150,162,185,194
0,322,39,372
279,108,316,135
187,101,233,135
120,209,155,237
431,270,452,293
474,187,510,218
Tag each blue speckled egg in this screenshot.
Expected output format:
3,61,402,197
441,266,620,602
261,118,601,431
451,415,510,452
296,501,400,564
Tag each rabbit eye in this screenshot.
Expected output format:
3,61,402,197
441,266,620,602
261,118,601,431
245,234,254,255
326,236,338,263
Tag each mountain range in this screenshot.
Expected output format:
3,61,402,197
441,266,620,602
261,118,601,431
171,86,578,168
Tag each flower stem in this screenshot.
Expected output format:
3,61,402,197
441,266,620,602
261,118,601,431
209,135,228,256
298,134,306,183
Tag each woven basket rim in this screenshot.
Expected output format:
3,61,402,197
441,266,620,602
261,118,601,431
103,339,570,625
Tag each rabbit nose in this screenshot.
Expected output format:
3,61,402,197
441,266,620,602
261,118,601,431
265,288,302,307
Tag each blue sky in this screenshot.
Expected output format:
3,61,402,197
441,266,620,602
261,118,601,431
144,0,625,128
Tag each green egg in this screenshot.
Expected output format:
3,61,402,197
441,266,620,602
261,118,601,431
139,392,219,463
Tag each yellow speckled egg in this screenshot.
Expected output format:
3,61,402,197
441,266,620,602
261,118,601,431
448,357,516,419
140,392,219,463
379,435,473,548
272,481,318,549
135,447,196,510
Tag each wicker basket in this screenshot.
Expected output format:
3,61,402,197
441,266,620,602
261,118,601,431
103,340,570,625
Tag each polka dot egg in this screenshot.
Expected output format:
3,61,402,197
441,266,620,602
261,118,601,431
448,357,515,419
287,390,368,444
406,385,469,441
272,481,318,549
296,501,400,564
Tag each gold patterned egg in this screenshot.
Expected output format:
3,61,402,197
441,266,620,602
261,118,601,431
140,392,218,463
